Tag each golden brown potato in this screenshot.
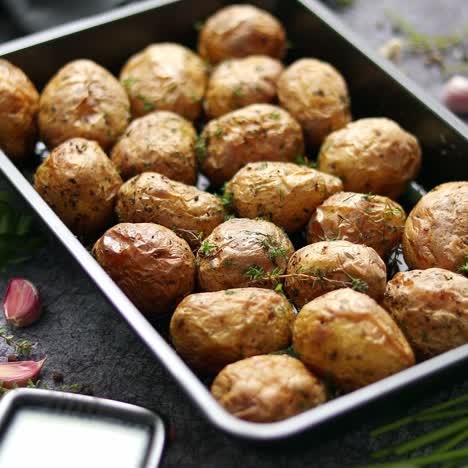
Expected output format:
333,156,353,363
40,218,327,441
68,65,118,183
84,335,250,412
110,111,197,183
226,162,343,232
198,5,287,65
318,118,421,199
204,55,283,118
403,182,468,273
38,59,130,151
93,223,195,315
293,289,415,391
170,288,295,373
197,218,294,291
0,59,39,161
199,104,304,186
384,268,468,359
120,43,207,120
115,172,225,249
211,355,326,422
277,59,351,147
34,138,122,235
307,192,406,258
284,240,386,309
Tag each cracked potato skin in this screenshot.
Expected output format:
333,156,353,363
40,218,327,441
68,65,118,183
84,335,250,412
211,355,326,422
226,162,343,232
384,268,468,358
93,223,195,315
34,138,122,235
293,289,415,391
38,59,130,151
402,182,468,273
0,59,39,161
170,288,295,373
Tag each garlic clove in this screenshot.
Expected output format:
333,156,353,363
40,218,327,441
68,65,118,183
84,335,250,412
3,278,41,327
0,358,46,388
443,75,468,114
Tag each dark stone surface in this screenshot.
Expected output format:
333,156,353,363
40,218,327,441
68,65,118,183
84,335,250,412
0,1,467,467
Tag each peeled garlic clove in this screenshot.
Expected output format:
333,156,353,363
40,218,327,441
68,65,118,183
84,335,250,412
3,278,41,327
443,75,468,114
0,359,46,388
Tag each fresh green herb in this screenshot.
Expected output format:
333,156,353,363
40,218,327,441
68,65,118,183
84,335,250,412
198,240,217,257
270,345,299,358
217,185,234,211
213,127,224,138
136,94,155,112
294,154,317,168
233,86,245,99
223,259,234,267
457,255,468,276
194,135,207,163
243,265,265,281
261,237,287,262
193,20,204,32
269,111,281,120
362,193,376,202
224,290,235,296
121,76,137,88
274,283,286,297
224,214,235,221
14,339,33,357
344,272,369,293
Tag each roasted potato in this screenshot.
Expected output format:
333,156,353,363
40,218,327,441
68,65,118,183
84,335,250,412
384,268,468,358
307,192,406,258
204,55,283,118
93,222,195,315
110,111,197,183
120,43,207,120
0,59,39,161
38,59,130,151
199,104,304,186
211,355,326,422
197,218,294,291
318,118,421,199
403,182,468,273
34,138,122,235
170,288,295,373
284,240,386,309
226,162,343,232
293,289,415,391
277,58,351,146
198,5,287,65
115,172,225,249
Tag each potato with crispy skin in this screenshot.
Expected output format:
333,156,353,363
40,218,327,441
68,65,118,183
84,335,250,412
284,240,386,309
38,59,130,151
0,59,39,160
226,162,343,232
115,172,225,249
93,223,195,315
293,289,415,391
211,355,326,422
170,288,295,373
34,138,122,235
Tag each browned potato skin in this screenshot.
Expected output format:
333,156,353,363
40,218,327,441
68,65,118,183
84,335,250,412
204,55,284,118
197,218,294,291
293,289,415,391
110,111,197,183
403,182,468,272
284,240,386,309
226,162,343,232
38,60,130,151
0,59,39,160
384,268,468,359
120,43,207,120
198,5,287,65
307,192,406,258
93,223,195,315
277,59,351,147
170,288,295,373
211,355,326,422
34,138,122,235
115,172,225,249
318,118,422,199
200,104,304,186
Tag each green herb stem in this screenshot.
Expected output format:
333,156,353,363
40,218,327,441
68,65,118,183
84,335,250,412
362,448,468,467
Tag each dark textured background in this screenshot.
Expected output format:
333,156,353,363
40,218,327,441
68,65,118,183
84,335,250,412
0,1,468,466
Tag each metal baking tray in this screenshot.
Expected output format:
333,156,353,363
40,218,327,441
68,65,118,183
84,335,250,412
0,0,467,441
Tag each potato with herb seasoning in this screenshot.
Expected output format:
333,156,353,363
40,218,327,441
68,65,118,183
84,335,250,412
120,43,207,120
115,172,225,249
34,138,122,235
293,289,415,391
38,59,130,151
197,218,294,291
284,240,386,309
226,162,343,232
170,288,295,373
93,222,195,315
198,103,304,186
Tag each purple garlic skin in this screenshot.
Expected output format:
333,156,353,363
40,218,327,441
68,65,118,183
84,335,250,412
3,278,42,327
0,359,46,388
443,75,468,114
